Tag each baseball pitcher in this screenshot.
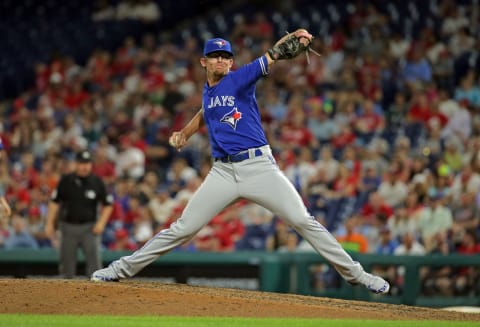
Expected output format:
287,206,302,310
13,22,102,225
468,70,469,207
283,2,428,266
92,29,389,295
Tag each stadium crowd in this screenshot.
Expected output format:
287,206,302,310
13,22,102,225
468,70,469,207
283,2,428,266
0,0,480,295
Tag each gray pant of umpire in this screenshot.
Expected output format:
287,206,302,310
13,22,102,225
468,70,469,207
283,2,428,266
59,221,101,279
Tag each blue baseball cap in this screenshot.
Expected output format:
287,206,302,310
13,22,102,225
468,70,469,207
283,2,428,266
203,38,233,57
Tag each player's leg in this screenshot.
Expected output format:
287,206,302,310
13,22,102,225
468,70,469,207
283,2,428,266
79,222,102,277
59,222,79,279
92,163,239,280
238,156,389,293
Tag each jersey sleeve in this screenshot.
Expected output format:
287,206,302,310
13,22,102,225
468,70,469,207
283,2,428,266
97,177,114,206
233,55,269,87
51,175,67,203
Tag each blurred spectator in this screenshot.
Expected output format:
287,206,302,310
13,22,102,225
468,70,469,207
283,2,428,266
92,146,116,186
109,228,137,251
418,191,453,252
132,206,154,246
91,0,116,21
210,205,245,252
147,185,177,228
387,205,420,242
335,216,369,253
454,229,480,295
358,192,393,226
314,145,339,183
385,92,408,132
4,216,38,249
450,192,479,240
131,0,161,23
448,27,475,58
307,102,339,144
440,99,472,144
422,231,456,296
331,163,359,199
166,157,197,196
236,204,273,250
174,176,201,208
352,99,385,145
357,164,381,197
377,168,408,208
376,226,398,255
441,6,469,38
450,163,480,202
280,108,317,148
266,218,298,252
389,32,410,60
401,47,432,91
442,138,463,173
454,70,480,110
394,232,426,256
115,134,146,180
331,123,356,152
284,147,316,195
26,204,50,248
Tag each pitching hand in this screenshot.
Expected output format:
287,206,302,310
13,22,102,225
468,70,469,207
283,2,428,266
169,131,187,151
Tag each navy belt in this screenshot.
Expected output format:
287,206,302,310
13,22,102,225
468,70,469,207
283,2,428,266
215,148,263,163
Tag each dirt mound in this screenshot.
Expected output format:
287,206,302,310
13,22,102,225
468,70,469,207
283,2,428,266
0,279,479,321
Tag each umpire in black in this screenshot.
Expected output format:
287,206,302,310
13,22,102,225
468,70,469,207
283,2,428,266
45,150,113,279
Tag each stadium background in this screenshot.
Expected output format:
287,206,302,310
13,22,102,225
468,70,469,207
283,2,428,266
0,0,480,308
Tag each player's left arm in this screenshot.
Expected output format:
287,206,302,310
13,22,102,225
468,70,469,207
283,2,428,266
265,28,314,67
93,205,113,235
93,181,114,235
169,108,205,151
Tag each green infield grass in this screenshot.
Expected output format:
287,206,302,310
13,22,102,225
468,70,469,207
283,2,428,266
0,315,478,327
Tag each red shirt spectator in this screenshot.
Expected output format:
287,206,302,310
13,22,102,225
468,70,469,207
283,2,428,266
110,48,134,78
210,209,245,251
356,53,380,86
331,124,356,149
281,109,316,147
108,229,138,251
408,92,433,125
353,100,385,134
64,82,90,110
144,64,165,91
359,192,394,224
281,123,314,147
92,156,116,182
332,163,359,197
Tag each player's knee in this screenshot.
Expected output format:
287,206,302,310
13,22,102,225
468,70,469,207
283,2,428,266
288,214,318,231
169,219,198,239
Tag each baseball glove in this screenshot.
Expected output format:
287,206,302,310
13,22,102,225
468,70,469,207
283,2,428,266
267,29,319,62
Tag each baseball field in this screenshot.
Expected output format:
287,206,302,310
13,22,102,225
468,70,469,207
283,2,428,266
1,279,479,326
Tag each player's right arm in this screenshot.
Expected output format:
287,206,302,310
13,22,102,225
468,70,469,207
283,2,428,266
169,108,204,151
45,201,59,239
45,176,66,239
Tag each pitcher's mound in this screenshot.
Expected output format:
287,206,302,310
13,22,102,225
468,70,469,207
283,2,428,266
0,279,479,321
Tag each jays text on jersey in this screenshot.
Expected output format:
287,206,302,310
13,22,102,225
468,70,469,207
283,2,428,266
202,55,269,158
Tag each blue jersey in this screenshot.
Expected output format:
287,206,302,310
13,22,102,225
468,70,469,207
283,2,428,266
202,55,269,158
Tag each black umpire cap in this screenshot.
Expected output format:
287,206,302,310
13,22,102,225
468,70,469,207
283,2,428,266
75,150,92,163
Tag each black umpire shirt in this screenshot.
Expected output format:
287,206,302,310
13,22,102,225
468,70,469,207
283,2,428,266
51,173,113,224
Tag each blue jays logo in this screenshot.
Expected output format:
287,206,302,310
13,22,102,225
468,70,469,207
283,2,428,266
213,40,227,48
221,107,242,130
